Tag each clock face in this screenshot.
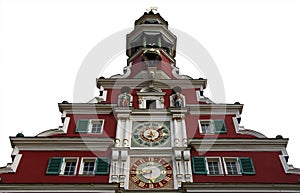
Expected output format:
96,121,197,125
130,157,173,189
131,121,171,147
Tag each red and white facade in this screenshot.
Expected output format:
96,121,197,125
1,10,300,193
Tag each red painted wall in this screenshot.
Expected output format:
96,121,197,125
191,150,300,183
128,52,176,79
0,150,111,184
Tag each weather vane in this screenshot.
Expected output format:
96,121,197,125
146,7,158,13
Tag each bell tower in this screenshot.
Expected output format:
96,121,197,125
126,7,176,62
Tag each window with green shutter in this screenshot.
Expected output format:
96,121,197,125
213,120,226,134
192,157,207,174
46,157,63,174
239,157,255,175
76,120,89,133
95,158,110,174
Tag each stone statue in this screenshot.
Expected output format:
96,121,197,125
118,92,132,107
173,92,183,107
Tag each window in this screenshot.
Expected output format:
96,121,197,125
224,158,240,175
46,157,63,175
95,157,110,174
192,157,223,175
239,157,255,175
199,120,226,134
47,157,110,176
206,157,223,175
137,92,165,109
223,157,255,175
192,157,207,174
76,119,104,134
46,157,78,176
192,157,254,176
63,159,77,175
78,157,110,175
91,120,103,133
83,161,95,175
146,100,157,109
79,158,96,175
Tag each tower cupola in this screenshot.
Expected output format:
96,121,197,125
126,9,177,61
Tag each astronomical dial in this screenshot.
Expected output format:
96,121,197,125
130,157,173,189
131,121,171,147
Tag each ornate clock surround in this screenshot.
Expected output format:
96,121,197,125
131,121,171,148
129,157,174,190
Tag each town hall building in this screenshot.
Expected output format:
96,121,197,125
1,9,300,193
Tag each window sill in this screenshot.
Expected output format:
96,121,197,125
225,174,242,176
78,174,96,176
207,174,224,176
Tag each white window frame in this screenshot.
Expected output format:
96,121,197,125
60,157,79,176
79,157,97,175
88,119,104,134
99,90,108,101
196,90,204,101
222,157,241,175
139,96,164,109
198,120,214,134
206,157,223,175
88,119,105,134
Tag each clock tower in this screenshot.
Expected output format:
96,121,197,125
107,9,194,190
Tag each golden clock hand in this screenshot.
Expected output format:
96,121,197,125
149,177,156,183
147,130,155,138
142,169,152,174
149,169,153,182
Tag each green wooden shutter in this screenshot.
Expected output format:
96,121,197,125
95,158,110,174
239,157,255,175
76,120,89,133
192,157,207,174
46,157,63,174
213,120,226,134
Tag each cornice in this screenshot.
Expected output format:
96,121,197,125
0,184,119,192
10,137,114,151
130,109,172,116
137,92,166,96
129,148,174,156
189,138,288,152
181,183,300,192
58,103,114,114
188,104,243,115
58,103,243,115
1,183,299,192
128,48,175,64
97,79,207,89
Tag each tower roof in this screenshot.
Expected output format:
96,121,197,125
134,10,169,27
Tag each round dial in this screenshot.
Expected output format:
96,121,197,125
130,157,173,189
131,122,170,147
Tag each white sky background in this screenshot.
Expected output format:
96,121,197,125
0,0,300,168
